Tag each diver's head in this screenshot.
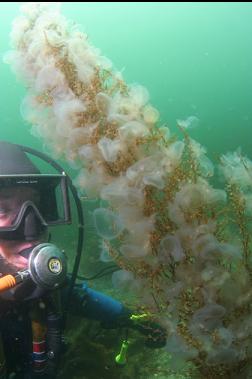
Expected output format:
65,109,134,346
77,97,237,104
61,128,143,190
0,141,47,243
0,141,70,300
0,141,45,271
0,185,43,270
0,141,70,272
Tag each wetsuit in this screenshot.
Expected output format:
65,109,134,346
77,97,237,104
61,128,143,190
0,282,131,379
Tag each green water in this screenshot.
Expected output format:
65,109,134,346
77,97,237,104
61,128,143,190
1,2,252,378
1,2,252,158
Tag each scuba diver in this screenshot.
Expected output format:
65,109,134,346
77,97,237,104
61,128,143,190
0,141,166,379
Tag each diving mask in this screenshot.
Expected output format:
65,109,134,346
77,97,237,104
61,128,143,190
0,174,71,240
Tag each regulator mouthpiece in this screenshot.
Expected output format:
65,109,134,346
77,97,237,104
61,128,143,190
0,243,67,293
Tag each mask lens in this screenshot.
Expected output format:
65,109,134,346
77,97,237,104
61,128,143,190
38,177,67,224
0,175,71,231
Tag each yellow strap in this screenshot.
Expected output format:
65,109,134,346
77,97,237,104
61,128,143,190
130,313,150,321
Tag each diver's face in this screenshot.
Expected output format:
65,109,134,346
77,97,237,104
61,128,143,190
0,186,39,227
0,186,40,270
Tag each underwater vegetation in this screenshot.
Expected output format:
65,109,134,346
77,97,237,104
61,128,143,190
5,2,252,378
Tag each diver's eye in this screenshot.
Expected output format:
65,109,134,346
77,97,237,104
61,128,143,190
0,207,15,216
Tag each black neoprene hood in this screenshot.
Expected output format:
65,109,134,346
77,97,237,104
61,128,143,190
0,141,40,175
0,140,40,175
